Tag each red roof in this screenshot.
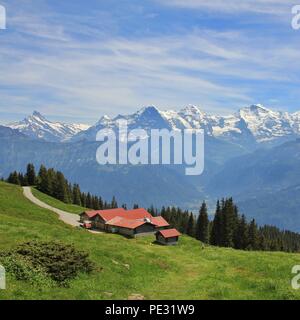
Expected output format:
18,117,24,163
124,208,153,220
82,208,170,231
93,208,152,222
151,216,170,227
158,229,181,238
83,208,127,221
106,217,149,229
83,211,99,218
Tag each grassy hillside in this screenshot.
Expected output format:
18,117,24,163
31,187,87,214
0,181,300,300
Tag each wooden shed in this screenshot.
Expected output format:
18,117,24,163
156,229,181,245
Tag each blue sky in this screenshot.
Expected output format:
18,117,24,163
0,0,300,124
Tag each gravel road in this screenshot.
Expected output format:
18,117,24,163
23,186,80,227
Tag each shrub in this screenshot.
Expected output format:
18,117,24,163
0,241,94,286
0,253,54,288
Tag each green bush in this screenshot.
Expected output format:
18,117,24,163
0,253,54,288
0,241,94,286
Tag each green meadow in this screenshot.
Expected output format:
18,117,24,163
31,187,87,214
0,181,299,300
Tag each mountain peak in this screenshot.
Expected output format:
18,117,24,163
7,111,88,142
32,110,43,117
240,104,270,114
31,110,47,121
96,115,111,125
138,105,161,116
180,105,205,115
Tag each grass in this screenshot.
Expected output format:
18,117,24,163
0,181,300,300
31,188,87,214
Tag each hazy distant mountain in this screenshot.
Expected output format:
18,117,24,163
238,184,300,232
7,111,90,142
205,139,300,231
207,139,300,198
0,125,27,138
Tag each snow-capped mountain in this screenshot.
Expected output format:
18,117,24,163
71,106,174,142
8,105,300,145
71,104,300,145
7,111,90,142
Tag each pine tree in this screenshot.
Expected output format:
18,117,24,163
210,200,223,246
222,198,238,247
26,163,36,186
111,196,118,209
187,213,195,237
98,196,104,210
196,202,209,244
72,184,82,206
86,193,92,209
53,171,69,203
7,171,20,185
46,168,56,196
248,219,259,250
234,215,248,250
92,196,100,210
18,173,27,186
37,165,48,193
81,193,87,208
148,205,155,216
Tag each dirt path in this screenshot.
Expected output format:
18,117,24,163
23,187,80,227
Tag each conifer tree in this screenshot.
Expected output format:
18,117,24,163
37,165,48,193
18,173,27,186
222,198,238,247
53,171,69,203
26,163,36,186
196,202,209,244
86,193,92,209
210,200,223,246
187,213,195,237
7,171,20,185
72,184,82,206
98,196,104,210
248,219,259,250
234,215,248,250
81,193,87,208
111,196,118,209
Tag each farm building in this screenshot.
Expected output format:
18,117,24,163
80,207,173,238
156,229,181,245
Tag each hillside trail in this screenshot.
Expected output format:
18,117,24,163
23,186,80,227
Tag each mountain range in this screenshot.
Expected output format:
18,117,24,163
6,104,300,146
2,104,300,231
8,111,90,142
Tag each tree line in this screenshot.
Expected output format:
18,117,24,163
5,164,300,253
154,199,300,253
6,164,119,210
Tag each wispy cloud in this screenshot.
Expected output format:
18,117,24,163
157,0,295,15
0,0,300,124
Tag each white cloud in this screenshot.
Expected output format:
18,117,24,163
156,0,295,15
0,0,300,122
